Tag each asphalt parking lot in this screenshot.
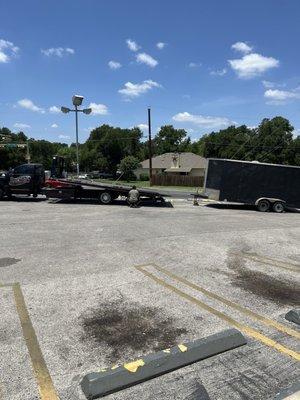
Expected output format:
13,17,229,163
0,197,299,400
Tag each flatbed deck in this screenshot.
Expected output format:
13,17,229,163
43,178,166,204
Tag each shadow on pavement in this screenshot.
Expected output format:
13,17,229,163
205,203,299,213
48,198,173,208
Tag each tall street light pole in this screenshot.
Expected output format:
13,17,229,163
61,95,92,175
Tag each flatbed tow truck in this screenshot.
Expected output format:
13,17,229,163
44,178,166,204
43,156,166,205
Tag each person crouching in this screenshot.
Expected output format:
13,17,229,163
127,185,140,208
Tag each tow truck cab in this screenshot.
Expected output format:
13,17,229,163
0,163,45,199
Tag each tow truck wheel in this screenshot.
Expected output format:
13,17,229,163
273,201,285,213
257,199,270,212
99,192,112,204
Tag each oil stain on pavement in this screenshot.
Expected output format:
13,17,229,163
0,257,21,268
81,298,187,362
227,251,300,306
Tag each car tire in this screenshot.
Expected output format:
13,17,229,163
257,199,270,212
99,192,112,204
272,201,285,213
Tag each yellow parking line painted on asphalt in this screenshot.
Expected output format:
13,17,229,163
135,265,300,361
245,253,300,268
149,264,300,340
12,283,59,400
232,252,300,273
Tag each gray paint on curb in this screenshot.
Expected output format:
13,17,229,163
80,328,246,399
285,309,300,325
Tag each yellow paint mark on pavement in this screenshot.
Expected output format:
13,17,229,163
111,365,119,370
150,264,300,340
135,265,300,362
178,344,188,352
235,252,300,273
124,359,145,373
12,283,59,400
163,349,171,353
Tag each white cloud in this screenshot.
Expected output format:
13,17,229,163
262,80,285,89
0,39,19,63
264,88,300,104
41,47,75,57
51,123,58,128
88,102,108,115
108,60,122,70
118,80,161,98
14,123,31,129
292,128,300,138
84,126,96,132
18,99,45,113
231,41,253,54
59,134,70,139
156,42,166,50
210,68,227,76
228,53,279,78
126,39,140,52
172,112,234,129
137,124,148,131
136,52,158,67
49,106,60,113
262,80,275,88
188,62,201,68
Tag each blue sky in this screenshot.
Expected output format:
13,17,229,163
1,0,300,143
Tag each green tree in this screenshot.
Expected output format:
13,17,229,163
250,117,294,163
118,156,141,181
85,125,143,172
154,125,191,155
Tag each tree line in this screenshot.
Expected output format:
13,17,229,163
0,116,299,176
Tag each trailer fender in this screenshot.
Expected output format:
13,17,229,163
255,197,286,206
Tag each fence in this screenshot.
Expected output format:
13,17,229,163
151,174,204,187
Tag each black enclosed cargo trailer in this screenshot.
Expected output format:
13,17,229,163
203,159,300,212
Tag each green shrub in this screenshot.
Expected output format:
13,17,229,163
139,173,149,181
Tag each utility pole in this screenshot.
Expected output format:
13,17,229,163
148,107,153,186
75,105,79,175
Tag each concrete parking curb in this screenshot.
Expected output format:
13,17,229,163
274,382,300,399
80,328,246,399
285,309,300,325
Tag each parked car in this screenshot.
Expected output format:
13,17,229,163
99,172,115,179
78,174,89,179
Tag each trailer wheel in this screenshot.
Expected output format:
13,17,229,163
99,192,112,204
257,199,270,212
273,201,285,213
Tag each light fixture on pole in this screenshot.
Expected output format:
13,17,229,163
61,95,92,175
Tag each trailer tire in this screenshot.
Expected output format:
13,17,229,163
257,199,270,212
273,201,285,213
99,192,112,204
